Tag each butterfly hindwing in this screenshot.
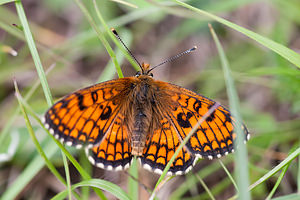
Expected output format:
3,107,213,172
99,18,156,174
141,117,195,175
87,114,133,170
43,79,131,148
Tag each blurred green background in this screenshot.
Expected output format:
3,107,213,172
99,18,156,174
0,0,299,199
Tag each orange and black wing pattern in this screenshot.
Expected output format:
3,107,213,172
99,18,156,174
166,83,249,160
42,79,130,149
141,116,195,175
141,82,249,175
86,113,133,170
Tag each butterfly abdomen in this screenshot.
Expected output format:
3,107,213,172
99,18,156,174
131,110,149,156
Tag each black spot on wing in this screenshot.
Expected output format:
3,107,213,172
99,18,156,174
77,93,86,111
177,112,193,128
100,106,112,120
91,91,98,103
193,99,202,113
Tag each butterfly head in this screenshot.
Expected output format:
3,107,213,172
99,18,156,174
135,63,154,78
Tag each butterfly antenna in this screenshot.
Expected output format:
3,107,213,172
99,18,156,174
111,28,143,70
149,46,197,72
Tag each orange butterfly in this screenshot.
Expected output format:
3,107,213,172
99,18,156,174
43,30,249,175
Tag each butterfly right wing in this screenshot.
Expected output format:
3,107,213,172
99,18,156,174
141,81,249,175
43,78,132,149
165,84,249,160
159,82,250,159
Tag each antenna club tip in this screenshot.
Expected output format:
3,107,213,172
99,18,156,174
190,46,198,51
111,28,117,34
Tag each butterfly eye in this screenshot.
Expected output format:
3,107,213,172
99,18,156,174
149,73,153,77
135,71,142,77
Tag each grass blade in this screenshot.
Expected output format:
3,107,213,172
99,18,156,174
173,0,300,69
128,157,139,200
218,160,238,191
195,174,216,200
61,153,72,200
13,80,81,199
249,147,300,191
0,64,55,152
92,0,140,72
266,162,291,200
209,24,250,199
97,29,132,82
17,97,107,199
0,0,15,5
1,139,58,200
298,138,300,194
15,0,53,106
72,0,122,76
272,193,300,200
52,179,131,200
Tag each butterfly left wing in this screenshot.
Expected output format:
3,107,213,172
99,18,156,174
43,78,131,148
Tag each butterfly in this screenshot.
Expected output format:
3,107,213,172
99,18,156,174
43,30,249,176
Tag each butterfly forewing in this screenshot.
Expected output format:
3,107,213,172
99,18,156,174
43,79,131,148
164,83,249,159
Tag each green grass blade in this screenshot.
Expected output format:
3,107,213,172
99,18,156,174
209,24,250,200
170,159,232,199
92,0,140,72
128,157,139,200
298,138,300,193
18,99,107,199
92,0,124,77
15,0,53,106
266,162,291,200
0,0,15,5
13,81,81,200
61,153,72,200
110,0,138,9
52,179,131,200
195,174,216,200
14,2,107,197
13,81,62,182
97,29,132,82
218,160,238,191
1,139,58,200
72,0,122,76
0,64,55,152
92,2,139,194
249,147,300,191
173,0,300,69
272,193,300,200
78,151,92,200
12,82,106,198
14,3,89,198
